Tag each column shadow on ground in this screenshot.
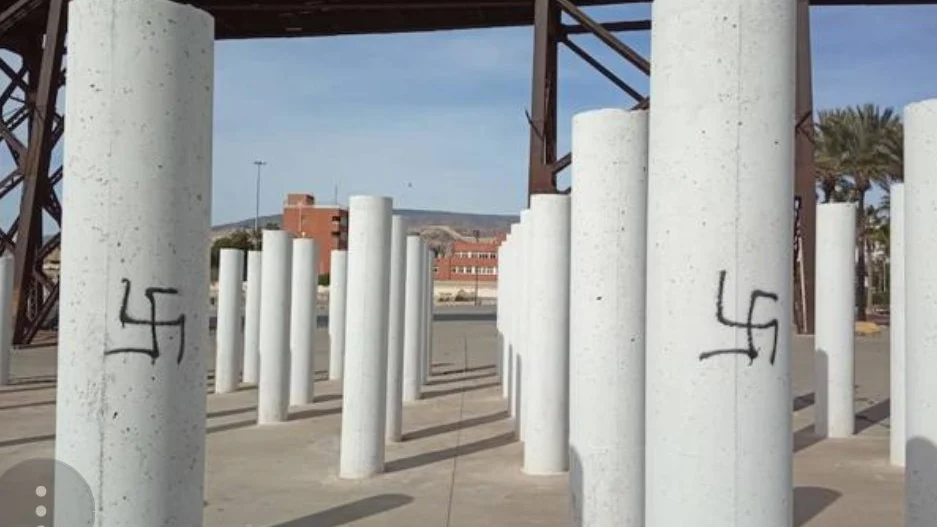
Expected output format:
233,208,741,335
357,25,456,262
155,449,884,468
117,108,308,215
421,381,500,400
272,494,413,526
793,392,815,411
435,364,494,376
424,371,496,386
0,433,55,448
855,399,890,433
385,431,516,473
794,486,841,526
0,399,55,411
402,410,509,441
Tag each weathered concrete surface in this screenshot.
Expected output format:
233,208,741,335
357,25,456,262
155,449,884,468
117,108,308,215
0,310,901,525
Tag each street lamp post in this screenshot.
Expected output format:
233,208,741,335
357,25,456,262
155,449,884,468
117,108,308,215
253,160,267,248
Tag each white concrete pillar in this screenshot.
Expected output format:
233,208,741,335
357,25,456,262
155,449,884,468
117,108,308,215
385,215,408,442
890,183,905,467
814,203,856,438
242,250,262,384
215,249,244,394
258,230,293,424
513,211,531,439
290,238,318,406
905,98,937,526
328,250,347,381
339,196,392,479
55,0,213,524
402,236,425,402
507,223,520,418
569,108,648,526
523,194,571,475
518,209,533,441
0,256,12,386
499,239,511,399
423,249,434,381
645,0,795,523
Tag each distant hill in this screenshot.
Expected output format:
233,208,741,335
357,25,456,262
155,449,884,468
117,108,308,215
213,209,519,239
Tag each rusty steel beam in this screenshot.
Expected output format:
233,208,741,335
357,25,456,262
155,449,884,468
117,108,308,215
0,0,43,38
22,282,55,343
554,0,649,75
553,152,571,174
561,34,644,101
794,0,816,334
12,0,65,345
526,0,559,197
562,19,650,34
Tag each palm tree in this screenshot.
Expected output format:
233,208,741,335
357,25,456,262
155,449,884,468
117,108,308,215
814,104,902,320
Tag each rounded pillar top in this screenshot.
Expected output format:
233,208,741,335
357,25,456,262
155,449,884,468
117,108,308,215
349,195,392,210
905,98,937,117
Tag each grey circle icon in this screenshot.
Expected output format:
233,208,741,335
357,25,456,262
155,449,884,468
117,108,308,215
0,458,95,527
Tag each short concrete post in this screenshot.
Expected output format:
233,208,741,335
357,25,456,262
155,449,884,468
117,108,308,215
328,249,347,381
403,236,425,402
290,238,318,406
385,215,408,441
0,256,12,386
243,250,262,384
645,0,795,522
569,108,648,526
55,0,213,523
523,194,571,475
814,203,856,438
339,196,392,479
215,248,244,394
890,183,905,467
905,98,937,526
258,230,293,424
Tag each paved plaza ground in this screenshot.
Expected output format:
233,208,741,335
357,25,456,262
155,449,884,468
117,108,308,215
0,306,900,526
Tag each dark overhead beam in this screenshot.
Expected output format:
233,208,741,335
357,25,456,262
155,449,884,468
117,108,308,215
562,19,650,34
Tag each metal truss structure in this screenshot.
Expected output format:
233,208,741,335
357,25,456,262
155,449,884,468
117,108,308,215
0,0,932,343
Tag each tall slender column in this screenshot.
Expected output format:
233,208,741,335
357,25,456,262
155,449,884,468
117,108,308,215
385,215,408,441
242,250,262,384
814,203,856,438
55,0,214,523
289,238,318,406
0,256,12,386
328,250,347,381
258,231,292,424
215,249,244,394
339,196,392,479
402,236,425,402
499,238,512,399
423,248,434,381
523,194,571,475
905,99,937,527
645,0,795,523
890,183,905,467
508,223,520,417
569,108,648,526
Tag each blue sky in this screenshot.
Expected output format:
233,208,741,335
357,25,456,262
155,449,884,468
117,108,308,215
210,4,937,225
2,4,935,229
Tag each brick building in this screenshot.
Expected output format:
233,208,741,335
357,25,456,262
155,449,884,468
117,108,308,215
281,194,348,275
433,234,506,282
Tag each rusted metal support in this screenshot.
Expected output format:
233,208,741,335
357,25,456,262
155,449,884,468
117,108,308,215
12,0,66,345
0,0,44,38
526,0,560,196
562,19,650,34
794,0,816,334
560,35,644,101
554,0,649,75
553,152,571,175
